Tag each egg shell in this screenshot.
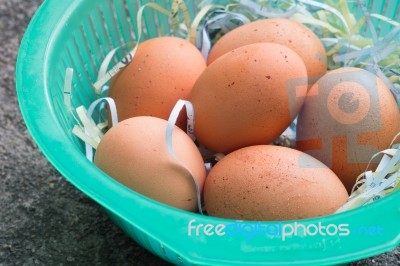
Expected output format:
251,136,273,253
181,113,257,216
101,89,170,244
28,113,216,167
190,43,308,154
208,18,327,79
108,36,206,128
204,145,349,221
94,116,206,212
296,67,400,192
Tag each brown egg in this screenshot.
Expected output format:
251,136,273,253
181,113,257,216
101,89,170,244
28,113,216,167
297,67,400,192
190,43,308,154
94,116,206,212
208,18,327,79
108,36,206,128
204,145,348,220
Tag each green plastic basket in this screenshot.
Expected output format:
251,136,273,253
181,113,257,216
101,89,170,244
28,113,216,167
16,0,400,265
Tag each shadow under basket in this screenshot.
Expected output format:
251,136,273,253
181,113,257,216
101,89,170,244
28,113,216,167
16,0,400,265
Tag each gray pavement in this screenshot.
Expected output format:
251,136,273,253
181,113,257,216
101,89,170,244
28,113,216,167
0,0,398,265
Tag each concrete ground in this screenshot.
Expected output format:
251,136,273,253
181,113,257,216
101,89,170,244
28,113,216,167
0,0,399,265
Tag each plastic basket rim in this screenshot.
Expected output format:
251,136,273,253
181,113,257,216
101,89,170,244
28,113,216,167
15,0,400,265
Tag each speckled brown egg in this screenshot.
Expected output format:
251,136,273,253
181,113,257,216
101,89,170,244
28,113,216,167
204,145,348,220
297,67,400,192
94,116,206,212
190,43,308,154
208,18,327,79
108,36,206,128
